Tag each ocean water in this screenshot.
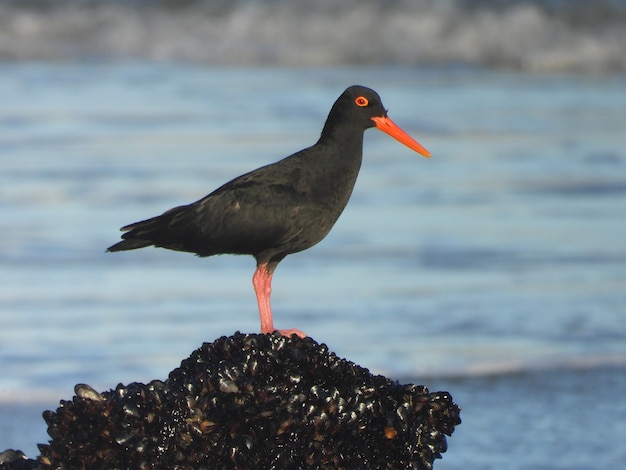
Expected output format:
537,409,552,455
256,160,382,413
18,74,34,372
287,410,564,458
1,62,625,468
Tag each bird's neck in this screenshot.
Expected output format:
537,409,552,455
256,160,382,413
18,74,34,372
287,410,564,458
316,125,365,162
310,127,365,209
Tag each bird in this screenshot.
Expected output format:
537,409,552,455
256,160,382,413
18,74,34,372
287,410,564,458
107,85,430,338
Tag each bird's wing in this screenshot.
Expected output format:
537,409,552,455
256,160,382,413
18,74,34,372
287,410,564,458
185,169,309,255
112,154,317,257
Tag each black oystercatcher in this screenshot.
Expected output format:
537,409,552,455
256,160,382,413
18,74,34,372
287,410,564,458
108,85,430,338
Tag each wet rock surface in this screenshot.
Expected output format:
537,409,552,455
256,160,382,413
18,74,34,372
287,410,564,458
2,332,461,469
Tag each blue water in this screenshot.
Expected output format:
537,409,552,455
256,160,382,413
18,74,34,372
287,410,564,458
1,63,626,467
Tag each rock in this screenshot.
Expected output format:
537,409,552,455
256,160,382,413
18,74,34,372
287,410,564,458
3,332,461,469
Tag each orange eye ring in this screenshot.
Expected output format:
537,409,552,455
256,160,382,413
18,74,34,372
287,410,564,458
355,96,369,107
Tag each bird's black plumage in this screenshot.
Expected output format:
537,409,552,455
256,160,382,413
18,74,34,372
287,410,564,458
107,85,430,337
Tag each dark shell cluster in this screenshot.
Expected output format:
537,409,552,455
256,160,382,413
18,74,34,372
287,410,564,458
2,332,460,469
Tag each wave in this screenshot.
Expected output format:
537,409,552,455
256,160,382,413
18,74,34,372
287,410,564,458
400,352,626,381
1,0,625,72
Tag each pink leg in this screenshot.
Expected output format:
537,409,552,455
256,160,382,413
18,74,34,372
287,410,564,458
252,263,306,338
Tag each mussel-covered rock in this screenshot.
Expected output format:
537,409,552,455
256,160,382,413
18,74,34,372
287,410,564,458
2,332,461,469
0,450,33,470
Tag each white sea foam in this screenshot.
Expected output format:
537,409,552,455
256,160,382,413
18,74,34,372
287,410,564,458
0,0,625,72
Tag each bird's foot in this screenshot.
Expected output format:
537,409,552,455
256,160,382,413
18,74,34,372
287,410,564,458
265,327,307,339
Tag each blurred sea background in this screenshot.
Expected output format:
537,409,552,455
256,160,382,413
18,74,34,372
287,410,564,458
1,0,626,468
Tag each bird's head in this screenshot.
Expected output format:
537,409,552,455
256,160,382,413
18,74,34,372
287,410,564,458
330,85,431,158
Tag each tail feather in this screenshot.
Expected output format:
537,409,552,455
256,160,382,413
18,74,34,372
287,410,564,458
106,205,189,253
106,213,167,252
106,238,153,252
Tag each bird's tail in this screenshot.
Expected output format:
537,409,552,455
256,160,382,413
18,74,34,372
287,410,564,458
106,214,166,252
106,238,153,252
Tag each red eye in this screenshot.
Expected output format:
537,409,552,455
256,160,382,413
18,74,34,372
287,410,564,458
355,96,369,107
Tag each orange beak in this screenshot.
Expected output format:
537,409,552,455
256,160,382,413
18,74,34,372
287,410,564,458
371,116,431,158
